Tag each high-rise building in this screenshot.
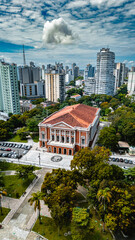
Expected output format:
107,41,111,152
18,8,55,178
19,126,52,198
115,63,126,89
74,66,79,79
95,48,115,95
84,64,95,80
0,60,20,114
84,77,96,95
19,63,41,84
45,71,65,102
128,71,135,96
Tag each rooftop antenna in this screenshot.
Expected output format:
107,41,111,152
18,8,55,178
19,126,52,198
23,44,26,66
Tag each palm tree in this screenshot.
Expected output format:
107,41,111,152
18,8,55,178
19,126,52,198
28,191,44,224
0,188,7,215
97,187,111,232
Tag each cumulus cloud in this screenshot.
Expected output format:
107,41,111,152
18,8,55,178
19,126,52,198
42,18,77,45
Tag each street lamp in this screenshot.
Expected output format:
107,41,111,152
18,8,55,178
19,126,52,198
38,153,41,165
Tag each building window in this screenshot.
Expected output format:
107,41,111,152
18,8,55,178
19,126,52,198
52,135,54,141
64,149,66,155
59,148,61,154
42,142,45,147
71,137,74,144
42,133,45,139
51,129,54,133
66,137,69,143
49,147,51,152
56,130,59,134
56,135,59,141
54,147,56,153
62,136,64,143
69,149,72,155
81,138,85,145
66,131,69,135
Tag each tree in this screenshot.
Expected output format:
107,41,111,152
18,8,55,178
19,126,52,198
16,165,34,179
41,169,79,233
97,126,119,151
26,118,39,132
71,146,110,182
0,188,7,215
17,127,29,140
71,207,92,240
28,191,44,224
97,187,111,231
105,186,135,233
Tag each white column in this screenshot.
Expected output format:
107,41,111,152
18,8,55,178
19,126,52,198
54,129,56,141
60,130,61,142
64,131,66,143
74,131,75,144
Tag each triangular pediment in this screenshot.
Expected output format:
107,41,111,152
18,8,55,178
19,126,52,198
51,121,74,129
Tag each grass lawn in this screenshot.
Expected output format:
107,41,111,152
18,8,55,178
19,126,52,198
33,215,112,240
0,161,41,171
8,135,27,143
33,217,72,240
0,207,10,222
3,174,35,198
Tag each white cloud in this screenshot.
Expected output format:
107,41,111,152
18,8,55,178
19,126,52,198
66,0,88,9
42,18,77,45
89,0,128,8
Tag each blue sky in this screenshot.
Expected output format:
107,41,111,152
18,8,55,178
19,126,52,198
0,0,135,68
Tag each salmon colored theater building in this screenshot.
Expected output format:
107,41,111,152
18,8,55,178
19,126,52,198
38,104,100,155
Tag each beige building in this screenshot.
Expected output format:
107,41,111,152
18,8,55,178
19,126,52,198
45,72,65,102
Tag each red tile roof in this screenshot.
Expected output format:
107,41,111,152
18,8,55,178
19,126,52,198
42,104,99,128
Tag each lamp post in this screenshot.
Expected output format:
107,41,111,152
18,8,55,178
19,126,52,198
38,153,41,166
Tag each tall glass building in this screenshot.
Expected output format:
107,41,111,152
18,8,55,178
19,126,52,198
95,48,115,95
0,61,20,114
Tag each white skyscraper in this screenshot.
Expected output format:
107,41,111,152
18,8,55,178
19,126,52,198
128,71,135,96
0,61,20,114
95,48,115,95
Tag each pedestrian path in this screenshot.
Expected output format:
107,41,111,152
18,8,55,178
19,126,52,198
0,168,51,240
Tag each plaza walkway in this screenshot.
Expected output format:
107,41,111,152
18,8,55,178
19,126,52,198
0,168,51,240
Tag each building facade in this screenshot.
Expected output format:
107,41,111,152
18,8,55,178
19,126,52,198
95,48,115,95
38,104,100,155
20,80,45,98
0,61,20,114
45,72,65,102
128,71,135,96
84,77,96,95
114,63,126,90
84,64,95,80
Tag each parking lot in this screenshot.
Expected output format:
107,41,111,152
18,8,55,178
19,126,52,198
109,156,135,169
0,142,32,159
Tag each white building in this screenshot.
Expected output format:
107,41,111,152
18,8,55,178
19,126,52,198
20,80,45,98
128,71,135,96
84,77,96,95
65,73,74,85
0,61,20,114
114,63,126,91
95,48,115,96
0,112,9,121
45,71,65,102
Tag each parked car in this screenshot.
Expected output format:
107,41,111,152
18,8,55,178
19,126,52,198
6,148,11,151
124,159,129,164
129,160,133,164
119,158,124,162
2,153,8,157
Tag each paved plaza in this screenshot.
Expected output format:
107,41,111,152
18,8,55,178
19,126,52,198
21,149,73,170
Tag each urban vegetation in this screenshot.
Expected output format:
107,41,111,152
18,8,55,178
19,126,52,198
32,146,135,239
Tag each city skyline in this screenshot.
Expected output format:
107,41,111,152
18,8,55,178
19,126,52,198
0,0,135,68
